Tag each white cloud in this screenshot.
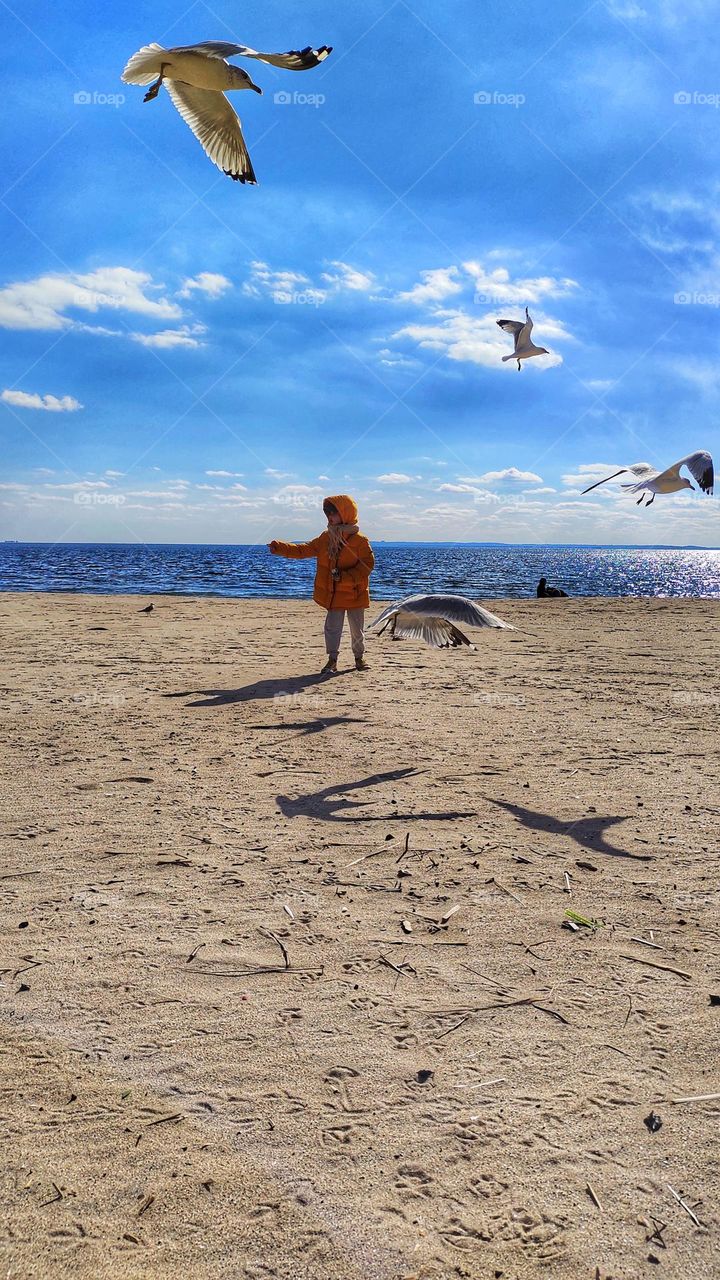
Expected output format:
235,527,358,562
206,469,244,478
1,389,82,412
524,486,557,494
466,467,544,484
396,267,463,306
105,469,123,477
377,473,417,484
321,261,374,291
463,261,578,306
131,324,206,350
178,272,231,299
0,266,182,331
265,468,293,479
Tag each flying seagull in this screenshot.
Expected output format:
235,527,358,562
121,40,332,183
581,451,714,506
496,307,549,371
367,594,513,650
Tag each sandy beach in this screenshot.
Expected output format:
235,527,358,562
0,591,718,1280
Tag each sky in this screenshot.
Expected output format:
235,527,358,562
1,0,719,546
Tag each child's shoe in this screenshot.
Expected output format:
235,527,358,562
321,658,338,674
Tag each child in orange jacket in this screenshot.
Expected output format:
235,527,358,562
268,494,374,673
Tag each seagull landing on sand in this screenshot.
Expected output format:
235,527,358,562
121,40,332,183
496,307,549,371
139,603,154,614
367,594,513,650
581,451,714,506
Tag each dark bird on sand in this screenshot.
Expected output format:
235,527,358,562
139,603,154,614
537,578,568,599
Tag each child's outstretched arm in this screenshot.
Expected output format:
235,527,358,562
268,535,322,559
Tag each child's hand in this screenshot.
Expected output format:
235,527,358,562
268,541,279,553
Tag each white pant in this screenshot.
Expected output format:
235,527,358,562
324,608,365,659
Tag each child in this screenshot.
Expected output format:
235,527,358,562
268,494,375,673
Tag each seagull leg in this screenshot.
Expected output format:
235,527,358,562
143,63,169,102
517,360,521,371
636,494,644,504
646,493,655,505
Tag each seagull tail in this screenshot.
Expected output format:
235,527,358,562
121,43,167,86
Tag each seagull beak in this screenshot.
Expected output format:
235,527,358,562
251,84,262,94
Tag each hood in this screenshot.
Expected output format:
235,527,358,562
325,493,358,524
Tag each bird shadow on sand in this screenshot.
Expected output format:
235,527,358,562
277,767,476,823
490,799,652,861
251,716,367,738
163,672,351,707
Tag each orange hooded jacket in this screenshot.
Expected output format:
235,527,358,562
272,494,375,611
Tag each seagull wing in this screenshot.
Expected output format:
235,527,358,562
410,594,510,628
388,594,513,630
165,81,256,183
678,450,714,494
367,602,401,631
169,42,244,60
497,319,524,338
177,42,332,70
392,612,473,648
231,44,333,70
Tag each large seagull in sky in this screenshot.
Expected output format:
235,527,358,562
122,40,332,184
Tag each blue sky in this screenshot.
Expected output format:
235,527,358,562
1,0,718,545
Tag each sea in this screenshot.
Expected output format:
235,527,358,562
0,542,719,599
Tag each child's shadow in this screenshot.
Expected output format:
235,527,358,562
163,671,350,707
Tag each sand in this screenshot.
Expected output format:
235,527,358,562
0,590,718,1280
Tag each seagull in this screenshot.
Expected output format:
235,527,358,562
537,578,568,598
367,594,513,650
496,307,549,371
581,451,714,506
121,39,332,183
139,603,154,614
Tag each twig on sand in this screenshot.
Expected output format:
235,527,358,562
0,869,40,880
145,1113,183,1129
434,1015,470,1040
629,936,665,951
620,954,692,981
586,1182,603,1211
378,954,416,978
667,1183,703,1227
185,964,322,978
491,877,524,905
259,927,290,970
348,847,387,867
672,1092,720,1105
137,1194,155,1217
39,1182,63,1207
186,942,205,964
